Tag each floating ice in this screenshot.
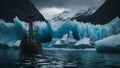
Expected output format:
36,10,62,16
74,37,90,46
95,33,120,52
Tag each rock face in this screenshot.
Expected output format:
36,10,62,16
51,7,97,22
0,0,47,22
72,0,120,24
52,10,70,21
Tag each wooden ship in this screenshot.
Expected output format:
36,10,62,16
20,14,42,54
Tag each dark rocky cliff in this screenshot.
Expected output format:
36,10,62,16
72,0,120,24
0,0,47,22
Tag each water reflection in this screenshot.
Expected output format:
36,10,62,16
0,49,120,68
17,52,78,68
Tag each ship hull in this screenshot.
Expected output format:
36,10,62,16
20,36,42,54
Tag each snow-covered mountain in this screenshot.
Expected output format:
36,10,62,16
52,10,70,21
73,7,97,18
51,7,97,21
72,0,120,24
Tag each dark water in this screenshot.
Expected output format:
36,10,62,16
0,49,120,68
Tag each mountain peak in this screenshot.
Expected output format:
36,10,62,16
51,7,97,22
72,0,120,24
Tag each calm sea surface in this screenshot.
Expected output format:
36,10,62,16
0,48,120,68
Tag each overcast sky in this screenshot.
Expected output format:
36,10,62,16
31,0,105,20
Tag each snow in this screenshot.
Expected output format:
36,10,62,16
74,37,90,46
51,7,97,21
74,7,97,18
7,40,21,47
53,34,68,45
55,40,62,45
61,34,68,41
53,31,77,46
67,31,77,43
52,10,72,21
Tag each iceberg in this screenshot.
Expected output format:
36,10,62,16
51,33,72,48
6,40,22,47
67,31,77,43
73,37,94,49
0,16,52,44
74,37,90,46
95,33,120,53
50,31,77,48
49,17,120,42
0,16,120,48
0,17,25,43
49,20,73,38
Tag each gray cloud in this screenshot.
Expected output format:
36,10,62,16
31,0,105,10
31,0,105,20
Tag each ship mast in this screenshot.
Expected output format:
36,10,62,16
27,14,34,42
20,13,42,54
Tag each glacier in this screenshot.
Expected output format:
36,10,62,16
0,17,51,45
50,17,120,42
0,17,25,43
0,16,120,48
